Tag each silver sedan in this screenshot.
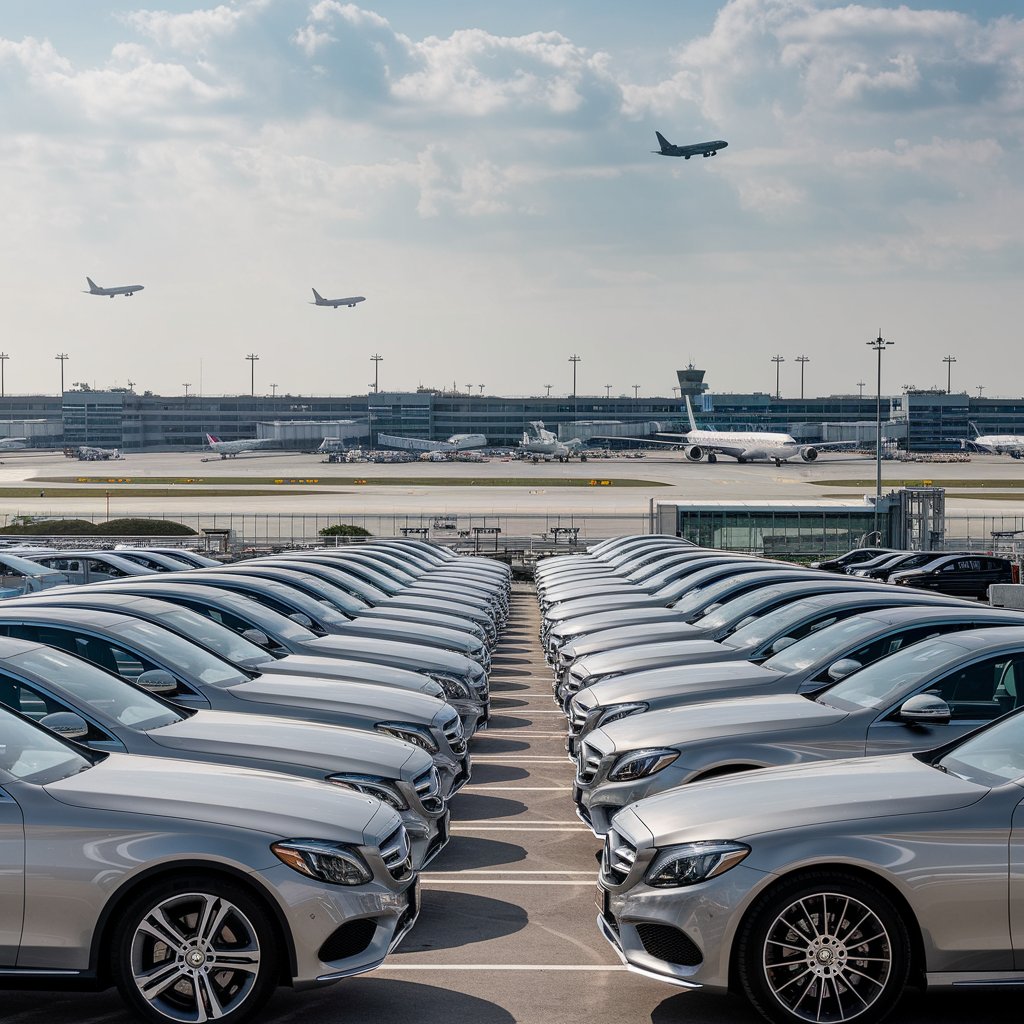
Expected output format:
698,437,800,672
0,707,418,1024
598,706,1024,1023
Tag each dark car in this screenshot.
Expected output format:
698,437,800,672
810,547,899,572
890,554,1014,599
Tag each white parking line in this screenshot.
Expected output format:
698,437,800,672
424,869,594,875
469,756,571,762
421,879,595,885
474,731,567,738
460,786,570,791
379,964,626,972
451,825,591,832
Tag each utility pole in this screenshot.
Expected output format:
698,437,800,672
795,355,810,399
771,354,784,399
867,331,895,541
943,354,957,395
0,353,8,398
55,353,68,395
370,354,383,393
245,353,259,396
857,380,866,399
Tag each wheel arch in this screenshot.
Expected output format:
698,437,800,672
89,860,298,986
726,861,926,993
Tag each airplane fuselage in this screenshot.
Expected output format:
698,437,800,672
653,135,729,159
966,434,1024,454
86,278,143,297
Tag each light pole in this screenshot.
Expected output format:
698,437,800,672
544,384,552,397
270,383,278,398
867,331,894,540
632,384,640,400
857,380,866,399
0,353,8,398
672,386,680,398
943,354,957,395
569,354,581,426
771,354,784,398
55,353,68,395
245,353,259,396
183,383,191,398
478,385,485,395
605,384,613,398
465,384,473,395
795,355,810,399
370,354,383,393
977,385,985,398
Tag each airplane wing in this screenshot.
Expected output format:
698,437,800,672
808,441,864,452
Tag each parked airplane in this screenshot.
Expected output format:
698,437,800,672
518,422,584,461
652,131,728,159
311,288,365,308
205,434,276,458
373,432,488,454
85,277,144,298
0,437,28,451
962,422,1024,455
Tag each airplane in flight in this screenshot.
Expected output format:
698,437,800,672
961,422,1024,455
518,422,584,462
311,288,365,308
205,434,276,458
85,277,144,298
652,131,728,159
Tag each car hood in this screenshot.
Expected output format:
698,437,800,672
300,634,477,674
150,710,424,777
625,753,986,846
546,594,665,622
550,609,686,640
335,617,481,654
226,675,449,726
581,661,776,707
563,623,711,660
593,694,845,753
262,652,443,695
45,751,398,845
574,640,731,677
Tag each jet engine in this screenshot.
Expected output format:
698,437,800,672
800,447,819,462
685,445,705,462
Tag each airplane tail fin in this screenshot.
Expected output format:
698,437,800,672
86,277,100,293
968,421,980,438
655,131,671,151
312,288,324,303
205,434,220,445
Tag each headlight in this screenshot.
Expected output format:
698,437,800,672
645,841,750,888
597,702,648,728
429,674,472,700
271,839,373,886
375,722,440,753
609,748,679,782
327,773,409,810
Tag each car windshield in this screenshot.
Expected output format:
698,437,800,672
10,647,184,731
937,711,1024,786
219,577,349,626
131,605,275,668
671,574,765,616
815,639,964,712
109,619,249,687
0,710,94,784
723,597,835,650
764,616,886,673
699,586,791,630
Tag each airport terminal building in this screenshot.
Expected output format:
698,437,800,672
1,383,1023,452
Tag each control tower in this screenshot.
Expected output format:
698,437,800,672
675,366,708,431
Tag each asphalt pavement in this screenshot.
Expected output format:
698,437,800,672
3,582,1018,1023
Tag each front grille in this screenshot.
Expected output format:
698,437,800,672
576,742,601,784
635,923,703,967
601,829,637,886
318,918,377,962
568,701,590,736
414,767,444,814
379,825,413,881
442,713,467,755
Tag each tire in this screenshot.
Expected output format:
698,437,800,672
736,871,910,1024
111,874,280,1024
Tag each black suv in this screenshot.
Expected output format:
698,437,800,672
890,554,1014,599
811,547,899,573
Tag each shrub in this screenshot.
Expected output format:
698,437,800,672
0,517,196,536
318,523,372,537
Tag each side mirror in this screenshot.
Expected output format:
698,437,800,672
898,692,951,725
770,636,796,655
828,658,863,681
39,711,89,741
136,669,178,694
289,612,314,629
241,628,271,648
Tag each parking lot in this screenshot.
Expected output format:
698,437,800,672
3,581,1019,1024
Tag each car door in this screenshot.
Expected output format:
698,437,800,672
0,784,25,965
865,654,1024,756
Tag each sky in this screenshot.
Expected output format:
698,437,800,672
1,0,1022,400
